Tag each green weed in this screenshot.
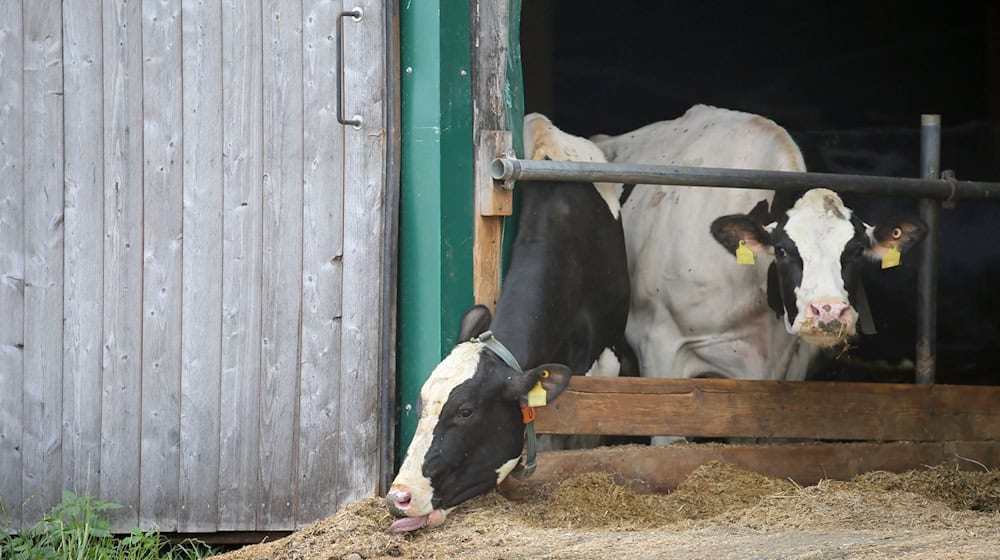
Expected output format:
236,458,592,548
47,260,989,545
0,492,215,560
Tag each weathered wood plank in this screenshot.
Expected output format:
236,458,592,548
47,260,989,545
140,0,183,531
472,131,512,311
259,0,304,530
0,0,25,531
101,0,145,529
21,0,64,526
499,442,1000,500
536,377,1000,442
337,0,387,507
297,0,346,527
219,0,264,531
179,0,225,534
62,0,105,501
471,0,510,312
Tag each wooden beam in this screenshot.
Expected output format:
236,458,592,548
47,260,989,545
536,377,1000,442
499,441,1000,499
471,0,512,312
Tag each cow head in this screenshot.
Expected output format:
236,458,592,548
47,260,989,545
386,305,571,532
711,189,927,348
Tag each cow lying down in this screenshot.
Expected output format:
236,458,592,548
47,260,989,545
599,104,927,382
385,114,632,532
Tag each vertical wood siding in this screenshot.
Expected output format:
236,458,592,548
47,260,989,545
0,0,391,533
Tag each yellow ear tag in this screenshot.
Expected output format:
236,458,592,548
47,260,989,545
736,239,755,265
527,381,547,407
881,244,901,269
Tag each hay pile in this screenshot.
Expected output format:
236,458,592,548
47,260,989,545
211,461,1000,560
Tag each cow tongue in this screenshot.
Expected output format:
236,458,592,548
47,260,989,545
389,508,448,533
389,515,429,533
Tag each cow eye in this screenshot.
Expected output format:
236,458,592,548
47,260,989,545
775,247,787,258
458,407,473,418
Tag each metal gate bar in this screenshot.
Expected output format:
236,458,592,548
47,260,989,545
917,115,941,384
492,115,1000,382
491,159,1000,201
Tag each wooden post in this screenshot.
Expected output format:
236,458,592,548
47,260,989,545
471,0,514,312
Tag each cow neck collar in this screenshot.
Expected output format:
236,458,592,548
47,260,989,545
471,330,538,479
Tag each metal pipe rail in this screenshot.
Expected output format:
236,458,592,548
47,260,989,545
490,158,1000,201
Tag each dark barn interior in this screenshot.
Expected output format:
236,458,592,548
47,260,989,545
520,0,1000,384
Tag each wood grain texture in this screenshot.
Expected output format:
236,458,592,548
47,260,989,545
471,2,510,312
219,0,264,531
21,0,64,525
499,442,1000,499
62,0,105,500
337,0,387,507
179,0,225,534
259,0,304,530
101,0,144,530
140,0,183,531
536,377,1000,442
0,0,25,530
298,0,345,527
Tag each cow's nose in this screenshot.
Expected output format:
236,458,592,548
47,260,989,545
386,487,412,517
807,298,851,324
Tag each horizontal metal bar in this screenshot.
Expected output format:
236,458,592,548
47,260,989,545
491,158,1000,201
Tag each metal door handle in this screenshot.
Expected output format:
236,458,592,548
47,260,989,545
337,7,364,129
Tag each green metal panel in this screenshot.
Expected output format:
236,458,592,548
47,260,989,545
396,0,526,459
397,0,474,456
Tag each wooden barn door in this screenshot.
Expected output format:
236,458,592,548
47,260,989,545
0,0,397,534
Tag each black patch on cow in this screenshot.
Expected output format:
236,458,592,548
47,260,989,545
423,355,525,510
766,225,803,323
620,183,636,205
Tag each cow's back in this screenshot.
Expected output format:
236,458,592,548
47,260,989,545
597,105,814,380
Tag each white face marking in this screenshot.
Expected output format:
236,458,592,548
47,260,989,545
584,347,621,377
391,341,484,516
496,457,520,486
782,189,856,333
524,112,621,220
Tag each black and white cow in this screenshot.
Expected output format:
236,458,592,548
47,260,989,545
791,123,1000,385
385,114,632,532
596,104,927,382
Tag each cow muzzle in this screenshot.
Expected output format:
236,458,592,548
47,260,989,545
386,485,448,533
798,297,856,346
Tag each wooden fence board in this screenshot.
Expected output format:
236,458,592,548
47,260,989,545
298,0,346,527
101,0,145,529
536,377,1000,441
499,442,1000,499
337,0,387,506
259,0,304,530
21,0,64,525
0,0,25,530
62,0,105,500
219,0,265,531
179,0,225,534
140,0,184,531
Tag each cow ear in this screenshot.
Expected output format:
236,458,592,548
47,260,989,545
865,216,928,259
458,305,492,342
711,214,772,255
504,364,572,404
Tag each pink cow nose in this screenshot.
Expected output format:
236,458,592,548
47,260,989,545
386,487,412,517
806,298,851,326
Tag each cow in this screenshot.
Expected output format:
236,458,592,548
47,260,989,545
595,104,927,383
791,123,1000,385
385,113,632,532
